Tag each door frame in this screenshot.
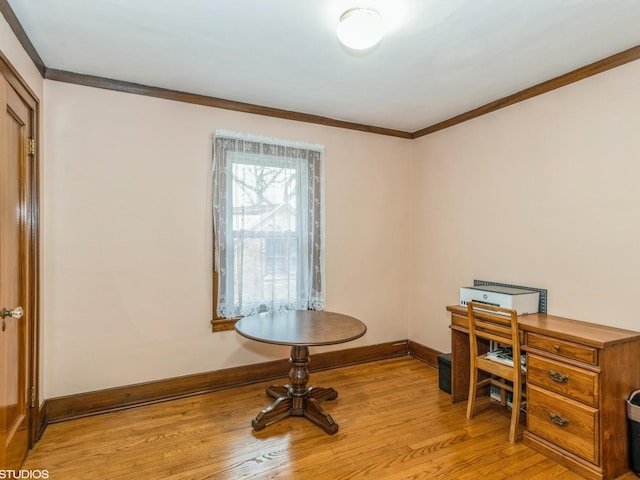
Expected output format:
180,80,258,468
0,49,41,447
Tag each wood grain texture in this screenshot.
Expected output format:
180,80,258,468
447,304,640,348
211,317,236,331
597,338,640,480
524,327,640,480
0,50,42,455
527,384,598,464
0,50,39,110
25,357,628,480
526,354,599,407
44,340,409,423
527,332,598,365
465,303,524,444
447,304,640,480
234,310,366,346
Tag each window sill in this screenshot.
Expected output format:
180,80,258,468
211,317,240,332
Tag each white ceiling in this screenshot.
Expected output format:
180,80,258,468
7,0,640,133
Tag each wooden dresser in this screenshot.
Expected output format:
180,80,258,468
447,305,640,480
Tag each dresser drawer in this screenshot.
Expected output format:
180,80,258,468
527,354,598,407
527,384,598,464
527,332,597,365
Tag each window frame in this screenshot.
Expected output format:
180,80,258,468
211,132,324,332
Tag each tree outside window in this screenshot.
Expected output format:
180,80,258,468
212,131,324,329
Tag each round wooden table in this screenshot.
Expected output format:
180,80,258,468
234,310,367,435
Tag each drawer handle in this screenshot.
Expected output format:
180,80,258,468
548,370,569,383
548,412,570,427
553,344,561,352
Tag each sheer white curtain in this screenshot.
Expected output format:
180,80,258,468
212,130,325,318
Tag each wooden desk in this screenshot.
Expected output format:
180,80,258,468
235,310,366,435
447,304,640,480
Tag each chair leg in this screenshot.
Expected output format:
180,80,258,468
508,380,522,443
466,367,478,419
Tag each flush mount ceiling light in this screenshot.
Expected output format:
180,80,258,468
337,7,384,50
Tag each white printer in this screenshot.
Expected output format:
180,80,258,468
460,285,539,314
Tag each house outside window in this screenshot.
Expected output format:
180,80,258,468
212,130,325,325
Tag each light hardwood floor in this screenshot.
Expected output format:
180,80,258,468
22,357,637,479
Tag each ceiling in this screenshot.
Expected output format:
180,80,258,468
6,0,640,133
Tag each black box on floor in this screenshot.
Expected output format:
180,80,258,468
438,353,452,394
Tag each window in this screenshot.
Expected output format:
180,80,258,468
212,130,324,329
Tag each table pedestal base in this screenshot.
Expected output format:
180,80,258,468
251,345,340,435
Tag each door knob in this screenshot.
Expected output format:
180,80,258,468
1,306,23,331
1,306,23,319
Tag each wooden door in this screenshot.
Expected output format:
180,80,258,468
0,74,32,469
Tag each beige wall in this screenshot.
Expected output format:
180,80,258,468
409,59,640,353
5,11,640,400
42,81,413,398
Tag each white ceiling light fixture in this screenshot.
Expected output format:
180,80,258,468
337,7,384,50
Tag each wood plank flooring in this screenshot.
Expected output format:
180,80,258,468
22,357,638,479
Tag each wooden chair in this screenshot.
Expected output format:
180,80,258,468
466,301,525,443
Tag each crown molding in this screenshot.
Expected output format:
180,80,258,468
2,0,639,139
44,68,412,138
411,45,640,139
0,0,45,76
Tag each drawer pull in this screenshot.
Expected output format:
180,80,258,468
548,412,570,427
553,344,561,352
548,370,569,383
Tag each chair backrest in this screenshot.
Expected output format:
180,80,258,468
467,302,521,366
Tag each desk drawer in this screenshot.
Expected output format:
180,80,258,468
527,332,597,365
527,354,598,407
527,384,598,464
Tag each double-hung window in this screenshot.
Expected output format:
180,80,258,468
212,130,325,327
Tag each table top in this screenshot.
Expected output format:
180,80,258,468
234,310,367,346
